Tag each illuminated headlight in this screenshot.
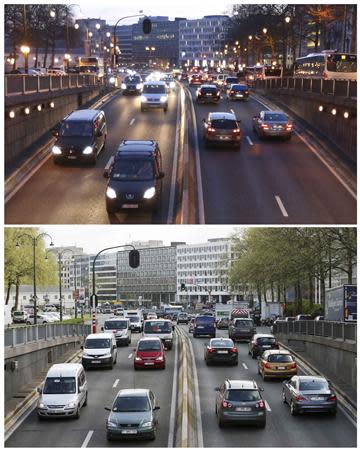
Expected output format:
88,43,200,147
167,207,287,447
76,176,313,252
135,356,142,361
143,187,156,199
52,145,62,155
38,402,46,409
65,402,76,409
136,83,143,90
109,76,115,84
160,96,168,103
106,187,117,199
141,95,148,102
170,81,175,89
156,356,164,361
140,421,152,428
83,146,93,154
121,83,126,89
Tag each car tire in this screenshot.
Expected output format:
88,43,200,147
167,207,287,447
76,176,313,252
106,433,113,442
149,431,156,441
330,408,337,416
114,355,117,365
290,400,298,416
262,372,267,381
37,414,45,421
286,135,292,141
282,390,287,404
205,359,209,366
74,407,80,419
83,393,88,407
233,360,238,366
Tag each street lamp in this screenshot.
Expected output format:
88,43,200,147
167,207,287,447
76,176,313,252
262,28,268,34
50,10,56,18
16,233,54,324
20,45,30,74
74,23,79,30
285,16,291,24
64,53,71,72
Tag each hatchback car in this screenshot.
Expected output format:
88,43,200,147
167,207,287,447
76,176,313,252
224,76,239,91
141,81,168,112
252,110,293,140
104,140,164,213
203,112,242,149
177,312,189,324
189,73,203,85
204,338,238,366
196,84,221,103
228,318,256,342
282,376,337,415
106,389,160,440
258,350,297,380
227,83,249,101
215,379,266,428
248,334,279,358
134,337,166,370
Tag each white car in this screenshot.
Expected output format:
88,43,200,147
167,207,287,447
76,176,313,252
141,81,168,112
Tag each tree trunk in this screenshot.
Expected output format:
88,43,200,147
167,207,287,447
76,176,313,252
308,273,314,305
277,284,281,303
347,250,353,283
35,47,39,68
320,276,326,310
271,282,274,302
5,282,13,305
15,280,20,311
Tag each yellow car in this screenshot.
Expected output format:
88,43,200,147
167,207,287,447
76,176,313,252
258,349,297,381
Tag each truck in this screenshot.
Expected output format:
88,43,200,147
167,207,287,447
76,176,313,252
230,308,251,320
325,285,357,322
215,304,233,321
261,301,282,321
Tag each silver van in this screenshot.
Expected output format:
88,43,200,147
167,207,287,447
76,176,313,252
81,333,117,369
102,318,131,346
37,363,87,419
141,81,168,112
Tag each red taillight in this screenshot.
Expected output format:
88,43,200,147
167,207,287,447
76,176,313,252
290,362,297,369
232,128,241,134
256,400,265,409
265,362,271,369
295,395,306,401
207,346,215,352
222,401,232,408
230,347,238,353
230,90,234,94
323,72,328,80
286,123,293,130
207,127,215,133
329,395,337,402
261,124,269,129
216,91,220,96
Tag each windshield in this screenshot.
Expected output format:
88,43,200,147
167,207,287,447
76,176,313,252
299,380,329,391
43,377,76,394
232,85,248,91
268,354,294,363
257,337,276,344
138,340,161,351
196,317,215,325
144,321,171,334
143,84,166,94
104,321,128,330
211,119,237,129
111,158,154,181
85,338,111,349
327,54,356,73
113,396,150,412
264,113,288,122
226,389,261,402
226,78,238,83
128,316,140,323
13,312,24,316
201,87,217,94
234,319,253,328
211,339,233,347
60,121,93,137
125,76,141,83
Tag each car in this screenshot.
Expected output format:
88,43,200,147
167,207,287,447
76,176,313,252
177,312,189,324
295,314,313,321
141,80,168,112
216,317,230,329
37,363,87,419
121,74,143,95
204,337,238,366
114,308,124,316
214,73,229,88
143,319,173,349
252,110,293,140
203,112,242,149
215,379,266,428
103,308,112,314
12,310,28,323
189,73,203,85
161,73,176,90
102,318,131,346
47,67,67,75
228,318,256,342
227,83,249,101
282,375,337,415
248,333,279,359
314,315,324,321
223,76,239,91
26,314,48,325
284,316,296,322
180,72,188,81
147,312,158,320
188,317,195,333
41,312,59,323
104,140,164,214
193,315,216,338
258,349,297,380
51,109,107,165
134,337,166,370
81,333,117,369
105,389,160,441
125,315,143,332
196,84,221,103
9,67,41,75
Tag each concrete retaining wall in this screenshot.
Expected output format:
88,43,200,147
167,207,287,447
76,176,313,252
276,333,356,390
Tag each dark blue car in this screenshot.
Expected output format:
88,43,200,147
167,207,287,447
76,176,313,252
193,315,216,338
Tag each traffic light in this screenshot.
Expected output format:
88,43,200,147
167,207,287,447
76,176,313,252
142,18,152,34
181,283,186,291
129,249,140,268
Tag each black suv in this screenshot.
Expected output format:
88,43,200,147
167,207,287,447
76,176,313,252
121,74,143,95
104,140,164,213
215,379,266,428
196,84,221,103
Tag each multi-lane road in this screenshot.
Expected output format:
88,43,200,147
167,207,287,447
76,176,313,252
6,321,356,448
5,80,356,225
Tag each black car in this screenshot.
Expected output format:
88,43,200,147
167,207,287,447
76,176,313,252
121,74,143,95
196,84,221,103
227,83,249,101
224,76,239,91
248,333,279,358
228,318,256,342
204,338,238,366
51,109,107,165
104,140,164,213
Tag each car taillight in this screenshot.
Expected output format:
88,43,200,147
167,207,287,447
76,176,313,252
222,401,232,408
264,362,271,369
329,395,337,402
256,400,265,409
230,90,234,94
232,128,241,134
245,91,249,94
216,91,220,96
286,123,293,130
207,346,215,352
261,124,269,129
207,127,215,133
230,347,238,353
295,395,306,401
290,362,297,369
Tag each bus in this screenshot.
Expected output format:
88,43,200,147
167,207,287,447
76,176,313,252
244,65,283,85
162,304,184,317
78,57,104,78
294,51,357,81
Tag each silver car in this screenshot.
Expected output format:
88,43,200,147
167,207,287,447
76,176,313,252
203,112,242,149
252,110,293,140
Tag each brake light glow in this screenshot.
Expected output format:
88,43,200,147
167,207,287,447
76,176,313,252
329,395,337,402
230,90,234,94
256,400,265,409
295,395,306,401
232,128,241,134
207,346,215,352
261,124,269,129
222,401,232,408
207,127,215,133
230,347,238,353
290,362,297,369
265,362,272,369
286,123,293,130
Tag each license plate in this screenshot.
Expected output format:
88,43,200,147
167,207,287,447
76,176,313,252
262,345,271,348
91,360,101,364
277,366,286,370
206,93,213,96
236,407,251,412
236,94,243,97
197,326,204,329
311,397,322,401
122,204,139,209
144,362,154,365
219,136,230,140
217,350,228,354
122,430,137,434
68,155,77,159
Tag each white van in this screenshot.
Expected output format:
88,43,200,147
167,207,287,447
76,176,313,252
102,318,131,346
81,333,117,369
37,363,87,419
143,319,173,350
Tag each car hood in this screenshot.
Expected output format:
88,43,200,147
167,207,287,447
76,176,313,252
56,136,94,147
137,350,162,358
108,410,152,424
41,393,77,405
143,93,166,99
83,348,111,356
108,179,155,193
104,329,128,336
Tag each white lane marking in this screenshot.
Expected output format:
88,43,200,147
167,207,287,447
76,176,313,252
252,94,356,201
129,118,135,126
128,353,133,359
275,195,289,218
246,136,254,146
230,108,235,115
265,400,272,412
81,430,94,448
167,331,179,447
242,362,248,370
112,379,119,388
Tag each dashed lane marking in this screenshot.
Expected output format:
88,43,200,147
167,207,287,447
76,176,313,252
242,363,248,370
246,136,254,146
275,195,289,218
265,400,272,412
112,379,119,388
129,118,135,126
128,353,133,359
81,430,94,448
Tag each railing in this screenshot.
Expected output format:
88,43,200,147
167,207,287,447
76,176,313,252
255,77,357,99
5,323,92,348
273,320,356,342
5,74,105,97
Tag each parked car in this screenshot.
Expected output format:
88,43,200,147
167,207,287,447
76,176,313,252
134,337,166,370
284,317,296,322
26,314,49,325
248,334,279,358
314,315,324,321
12,310,28,323
295,314,313,321
204,338,238,366
258,350,297,380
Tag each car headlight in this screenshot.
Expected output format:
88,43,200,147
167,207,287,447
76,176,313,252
136,83,143,90
140,421,153,428
143,187,156,199
121,83,126,89
160,95,168,103
109,76,115,84
170,81,175,89
65,401,76,409
141,95,147,102
156,356,164,361
38,402,46,409
106,187,117,199
135,356,142,361
107,421,117,428
83,146,93,154
52,145,62,155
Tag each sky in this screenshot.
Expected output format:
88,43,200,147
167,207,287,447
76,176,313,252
36,225,244,253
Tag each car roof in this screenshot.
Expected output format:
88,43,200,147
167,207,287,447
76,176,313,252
254,333,275,338
225,379,258,390
210,337,233,344
234,317,252,320
86,333,113,339
138,337,162,342
105,317,128,321
209,112,236,121
263,349,291,355
66,109,102,121
117,388,150,397
298,376,327,382
46,363,83,377
143,80,166,86
200,84,217,88
116,140,157,156
263,110,287,115
144,318,171,322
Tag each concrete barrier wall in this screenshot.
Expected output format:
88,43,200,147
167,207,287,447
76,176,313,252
5,87,103,169
276,333,356,390
255,88,356,164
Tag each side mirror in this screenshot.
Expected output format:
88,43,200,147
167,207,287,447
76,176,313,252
80,345,83,350
37,387,42,394
154,406,160,411
103,169,110,179
214,387,220,392
157,171,165,179
104,407,111,412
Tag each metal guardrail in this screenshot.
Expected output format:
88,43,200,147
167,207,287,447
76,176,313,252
5,323,92,348
5,74,104,96
255,77,357,98
273,320,356,342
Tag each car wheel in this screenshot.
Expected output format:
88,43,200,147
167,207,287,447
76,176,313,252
37,414,45,421
74,407,80,419
233,360,238,366
290,400,298,416
164,107,168,112
83,392,88,407
262,372,267,381
282,390,287,404
330,408,337,416
149,431,156,441
106,433,113,442
114,355,117,365
109,359,114,370
258,366,261,375
205,359,209,366
286,135,292,141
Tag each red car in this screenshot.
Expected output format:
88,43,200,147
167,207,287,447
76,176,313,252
134,337,166,370
189,74,203,85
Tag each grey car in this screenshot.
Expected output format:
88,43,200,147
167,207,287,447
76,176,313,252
228,318,256,342
282,375,337,416
106,389,160,440
252,110,293,140
215,379,266,428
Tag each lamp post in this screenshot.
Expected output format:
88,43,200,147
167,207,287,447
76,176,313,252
20,45,30,74
64,53,71,73
16,232,54,324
